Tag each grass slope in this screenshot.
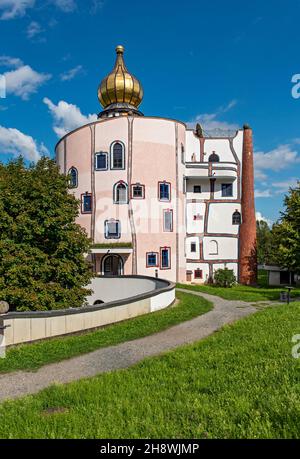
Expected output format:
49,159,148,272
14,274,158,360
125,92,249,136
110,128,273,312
0,291,212,374
177,283,300,302
1,301,299,438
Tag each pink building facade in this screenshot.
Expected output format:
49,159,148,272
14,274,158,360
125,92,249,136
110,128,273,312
55,46,257,284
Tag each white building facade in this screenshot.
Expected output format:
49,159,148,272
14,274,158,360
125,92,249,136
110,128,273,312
56,46,257,285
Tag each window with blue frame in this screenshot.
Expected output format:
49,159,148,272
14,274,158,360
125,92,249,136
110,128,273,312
68,167,78,188
82,193,92,213
221,183,233,197
95,152,108,170
105,219,121,239
160,247,171,269
146,252,158,267
159,182,171,201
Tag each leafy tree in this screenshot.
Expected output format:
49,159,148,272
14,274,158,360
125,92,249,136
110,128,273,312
0,157,92,311
214,268,236,288
271,182,300,274
256,220,276,265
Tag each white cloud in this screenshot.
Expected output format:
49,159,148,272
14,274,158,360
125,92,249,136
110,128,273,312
187,100,239,135
53,0,76,12
60,65,83,81
254,169,268,181
0,125,48,161
272,178,299,194
26,20,43,39
254,144,300,189
256,211,273,226
43,97,97,137
0,55,23,67
90,0,104,14
4,64,51,100
255,189,272,198
189,113,239,133
0,0,35,20
254,144,300,173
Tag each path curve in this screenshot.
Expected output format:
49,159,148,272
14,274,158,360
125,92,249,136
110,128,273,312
0,289,258,402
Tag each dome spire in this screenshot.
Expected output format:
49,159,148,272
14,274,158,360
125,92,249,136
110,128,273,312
98,45,144,118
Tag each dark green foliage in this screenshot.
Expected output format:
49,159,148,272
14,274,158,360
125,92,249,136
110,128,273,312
0,157,92,311
256,220,276,265
213,267,236,287
272,182,300,274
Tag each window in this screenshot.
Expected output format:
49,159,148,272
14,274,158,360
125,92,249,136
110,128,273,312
114,181,128,204
193,185,201,193
209,240,218,255
221,183,233,197
146,252,158,267
160,247,171,269
95,152,108,170
163,209,173,232
194,269,203,279
191,242,196,253
81,193,92,213
131,183,145,199
111,142,125,169
181,144,185,164
68,167,78,188
159,181,171,201
232,210,241,225
105,219,121,239
208,152,220,162
193,214,203,221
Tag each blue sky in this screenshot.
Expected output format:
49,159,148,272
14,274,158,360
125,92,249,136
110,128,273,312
0,0,299,225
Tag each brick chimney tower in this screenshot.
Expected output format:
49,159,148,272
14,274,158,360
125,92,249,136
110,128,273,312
239,124,257,285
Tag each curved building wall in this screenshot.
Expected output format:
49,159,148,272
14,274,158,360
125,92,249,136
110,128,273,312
56,116,186,282
56,119,256,285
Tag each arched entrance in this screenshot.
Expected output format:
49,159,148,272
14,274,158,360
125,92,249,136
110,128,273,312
102,254,124,276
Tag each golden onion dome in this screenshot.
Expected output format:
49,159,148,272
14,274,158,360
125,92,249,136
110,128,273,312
98,45,143,111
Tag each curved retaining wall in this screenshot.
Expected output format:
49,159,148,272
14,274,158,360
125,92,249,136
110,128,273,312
0,276,175,346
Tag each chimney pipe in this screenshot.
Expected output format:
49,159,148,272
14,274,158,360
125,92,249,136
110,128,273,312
239,124,257,285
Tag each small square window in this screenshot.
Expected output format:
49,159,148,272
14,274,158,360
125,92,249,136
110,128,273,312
221,183,233,197
82,194,92,213
95,152,108,170
146,252,158,267
105,220,121,239
193,185,201,193
194,269,203,279
193,214,203,221
132,184,145,199
191,242,196,253
159,182,171,201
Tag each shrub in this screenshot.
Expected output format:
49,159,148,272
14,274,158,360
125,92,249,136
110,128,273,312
213,268,236,288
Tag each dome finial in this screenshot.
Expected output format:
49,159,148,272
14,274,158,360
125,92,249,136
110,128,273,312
116,45,124,54
97,45,144,118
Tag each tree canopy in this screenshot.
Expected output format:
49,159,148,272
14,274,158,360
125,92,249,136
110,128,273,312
0,157,92,311
272,182,300,274
256,220,276,265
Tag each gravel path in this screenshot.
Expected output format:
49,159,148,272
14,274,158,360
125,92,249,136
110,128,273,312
0,289,259,402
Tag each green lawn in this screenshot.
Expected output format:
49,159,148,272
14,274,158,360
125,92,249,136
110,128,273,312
177,282,300,302
1,301,299,438
0,291,212,374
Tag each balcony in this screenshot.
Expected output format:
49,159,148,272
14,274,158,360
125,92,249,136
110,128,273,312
185,162,237,180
